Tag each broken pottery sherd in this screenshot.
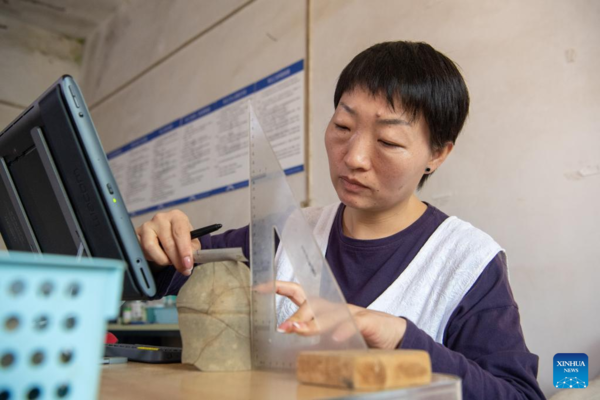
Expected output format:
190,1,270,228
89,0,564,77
177,260,251,371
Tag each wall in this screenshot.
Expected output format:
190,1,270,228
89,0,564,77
0,14,82,127
309,0,600,396
81,0,307,232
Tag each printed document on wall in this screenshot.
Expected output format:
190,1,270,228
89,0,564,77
107,60,305,217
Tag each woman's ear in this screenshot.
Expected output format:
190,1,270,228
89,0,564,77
427,142,454,173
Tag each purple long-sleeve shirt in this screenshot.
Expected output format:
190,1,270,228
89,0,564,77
154,204,545,399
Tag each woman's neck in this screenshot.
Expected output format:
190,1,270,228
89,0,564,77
342,195,427,240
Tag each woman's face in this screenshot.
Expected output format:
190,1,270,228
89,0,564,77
325,87,436,213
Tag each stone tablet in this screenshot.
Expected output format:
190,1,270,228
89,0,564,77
177,260,251,371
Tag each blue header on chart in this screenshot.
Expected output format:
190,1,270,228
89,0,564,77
107,60,304,159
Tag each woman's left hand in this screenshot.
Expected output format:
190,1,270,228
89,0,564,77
275,281,407,350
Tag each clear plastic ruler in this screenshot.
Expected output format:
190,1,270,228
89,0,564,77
249,104,367,370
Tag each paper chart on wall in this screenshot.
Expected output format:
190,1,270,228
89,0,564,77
107,60,305,217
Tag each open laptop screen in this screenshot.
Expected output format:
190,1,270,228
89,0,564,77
0,76,156,300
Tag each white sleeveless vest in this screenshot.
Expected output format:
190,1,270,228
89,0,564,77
275,202,503,344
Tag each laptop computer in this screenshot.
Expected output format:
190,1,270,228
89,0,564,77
0,76,156,299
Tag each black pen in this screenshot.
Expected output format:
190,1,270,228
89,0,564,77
190,224,222,240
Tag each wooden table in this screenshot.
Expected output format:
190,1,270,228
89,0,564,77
99,362,461,400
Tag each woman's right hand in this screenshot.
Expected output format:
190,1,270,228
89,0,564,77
135,210,201,276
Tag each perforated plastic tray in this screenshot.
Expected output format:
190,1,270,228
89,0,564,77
0,251,124,400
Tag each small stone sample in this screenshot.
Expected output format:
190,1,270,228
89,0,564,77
177,260,251,371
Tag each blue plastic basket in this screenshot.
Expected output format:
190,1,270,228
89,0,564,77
0,251,124,400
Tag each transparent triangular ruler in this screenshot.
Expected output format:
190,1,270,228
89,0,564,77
249,104,367,370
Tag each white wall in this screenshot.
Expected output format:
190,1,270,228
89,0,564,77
81,0,307,232
309,0,600,396
0,14,82,127
81,0,251,106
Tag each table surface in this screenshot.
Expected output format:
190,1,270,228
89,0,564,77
99,362,461,400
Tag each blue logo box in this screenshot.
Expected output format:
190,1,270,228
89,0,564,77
554,353,588,389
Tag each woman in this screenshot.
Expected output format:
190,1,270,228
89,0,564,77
137,41,545,399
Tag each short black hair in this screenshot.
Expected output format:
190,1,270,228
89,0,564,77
334,41,470,189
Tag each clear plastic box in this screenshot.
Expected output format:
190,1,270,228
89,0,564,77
0,251,124,400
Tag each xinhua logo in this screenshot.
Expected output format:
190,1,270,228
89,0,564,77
554,353,588,389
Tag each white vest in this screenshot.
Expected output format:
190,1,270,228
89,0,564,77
275,203,503,344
